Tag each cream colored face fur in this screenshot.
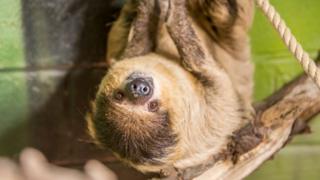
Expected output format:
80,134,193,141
88,0,254,174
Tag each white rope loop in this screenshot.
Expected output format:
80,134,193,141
256,0,320,88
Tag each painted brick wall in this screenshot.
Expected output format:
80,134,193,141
0,0,319,179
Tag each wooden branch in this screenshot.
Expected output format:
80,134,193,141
172,59,320,179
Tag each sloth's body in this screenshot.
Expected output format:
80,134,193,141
87,0,255,173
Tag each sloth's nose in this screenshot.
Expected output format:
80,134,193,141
125,78,153,103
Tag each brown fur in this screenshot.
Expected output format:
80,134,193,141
87,0,255,174
93,94,176,165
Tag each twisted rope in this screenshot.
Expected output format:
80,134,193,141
256,0,320,88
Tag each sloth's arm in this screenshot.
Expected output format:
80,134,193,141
188,0,254,52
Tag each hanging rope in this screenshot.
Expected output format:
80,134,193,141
256,0,320,88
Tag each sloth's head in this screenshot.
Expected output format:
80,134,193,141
87,53,201,171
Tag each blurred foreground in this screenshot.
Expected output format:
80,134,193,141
0,148,117,180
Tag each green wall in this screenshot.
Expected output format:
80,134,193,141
251,0,320,100
0,0,28,155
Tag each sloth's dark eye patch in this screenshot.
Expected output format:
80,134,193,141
114,90,124,101
148,100,159,112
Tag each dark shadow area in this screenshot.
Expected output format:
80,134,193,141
20,0,146,179
0,121,27,157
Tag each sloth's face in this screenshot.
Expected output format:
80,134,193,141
87,54,198,167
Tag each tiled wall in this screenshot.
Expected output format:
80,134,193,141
0,0,319,179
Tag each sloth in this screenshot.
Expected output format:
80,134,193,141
87,0,255,174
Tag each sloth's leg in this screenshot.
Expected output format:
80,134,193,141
188,0,255,54
108,0,159,62
120,0,160,59
107,0,136,62
166,0,215,84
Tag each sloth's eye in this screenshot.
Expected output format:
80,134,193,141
114,90,124,101
148,100,159,112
